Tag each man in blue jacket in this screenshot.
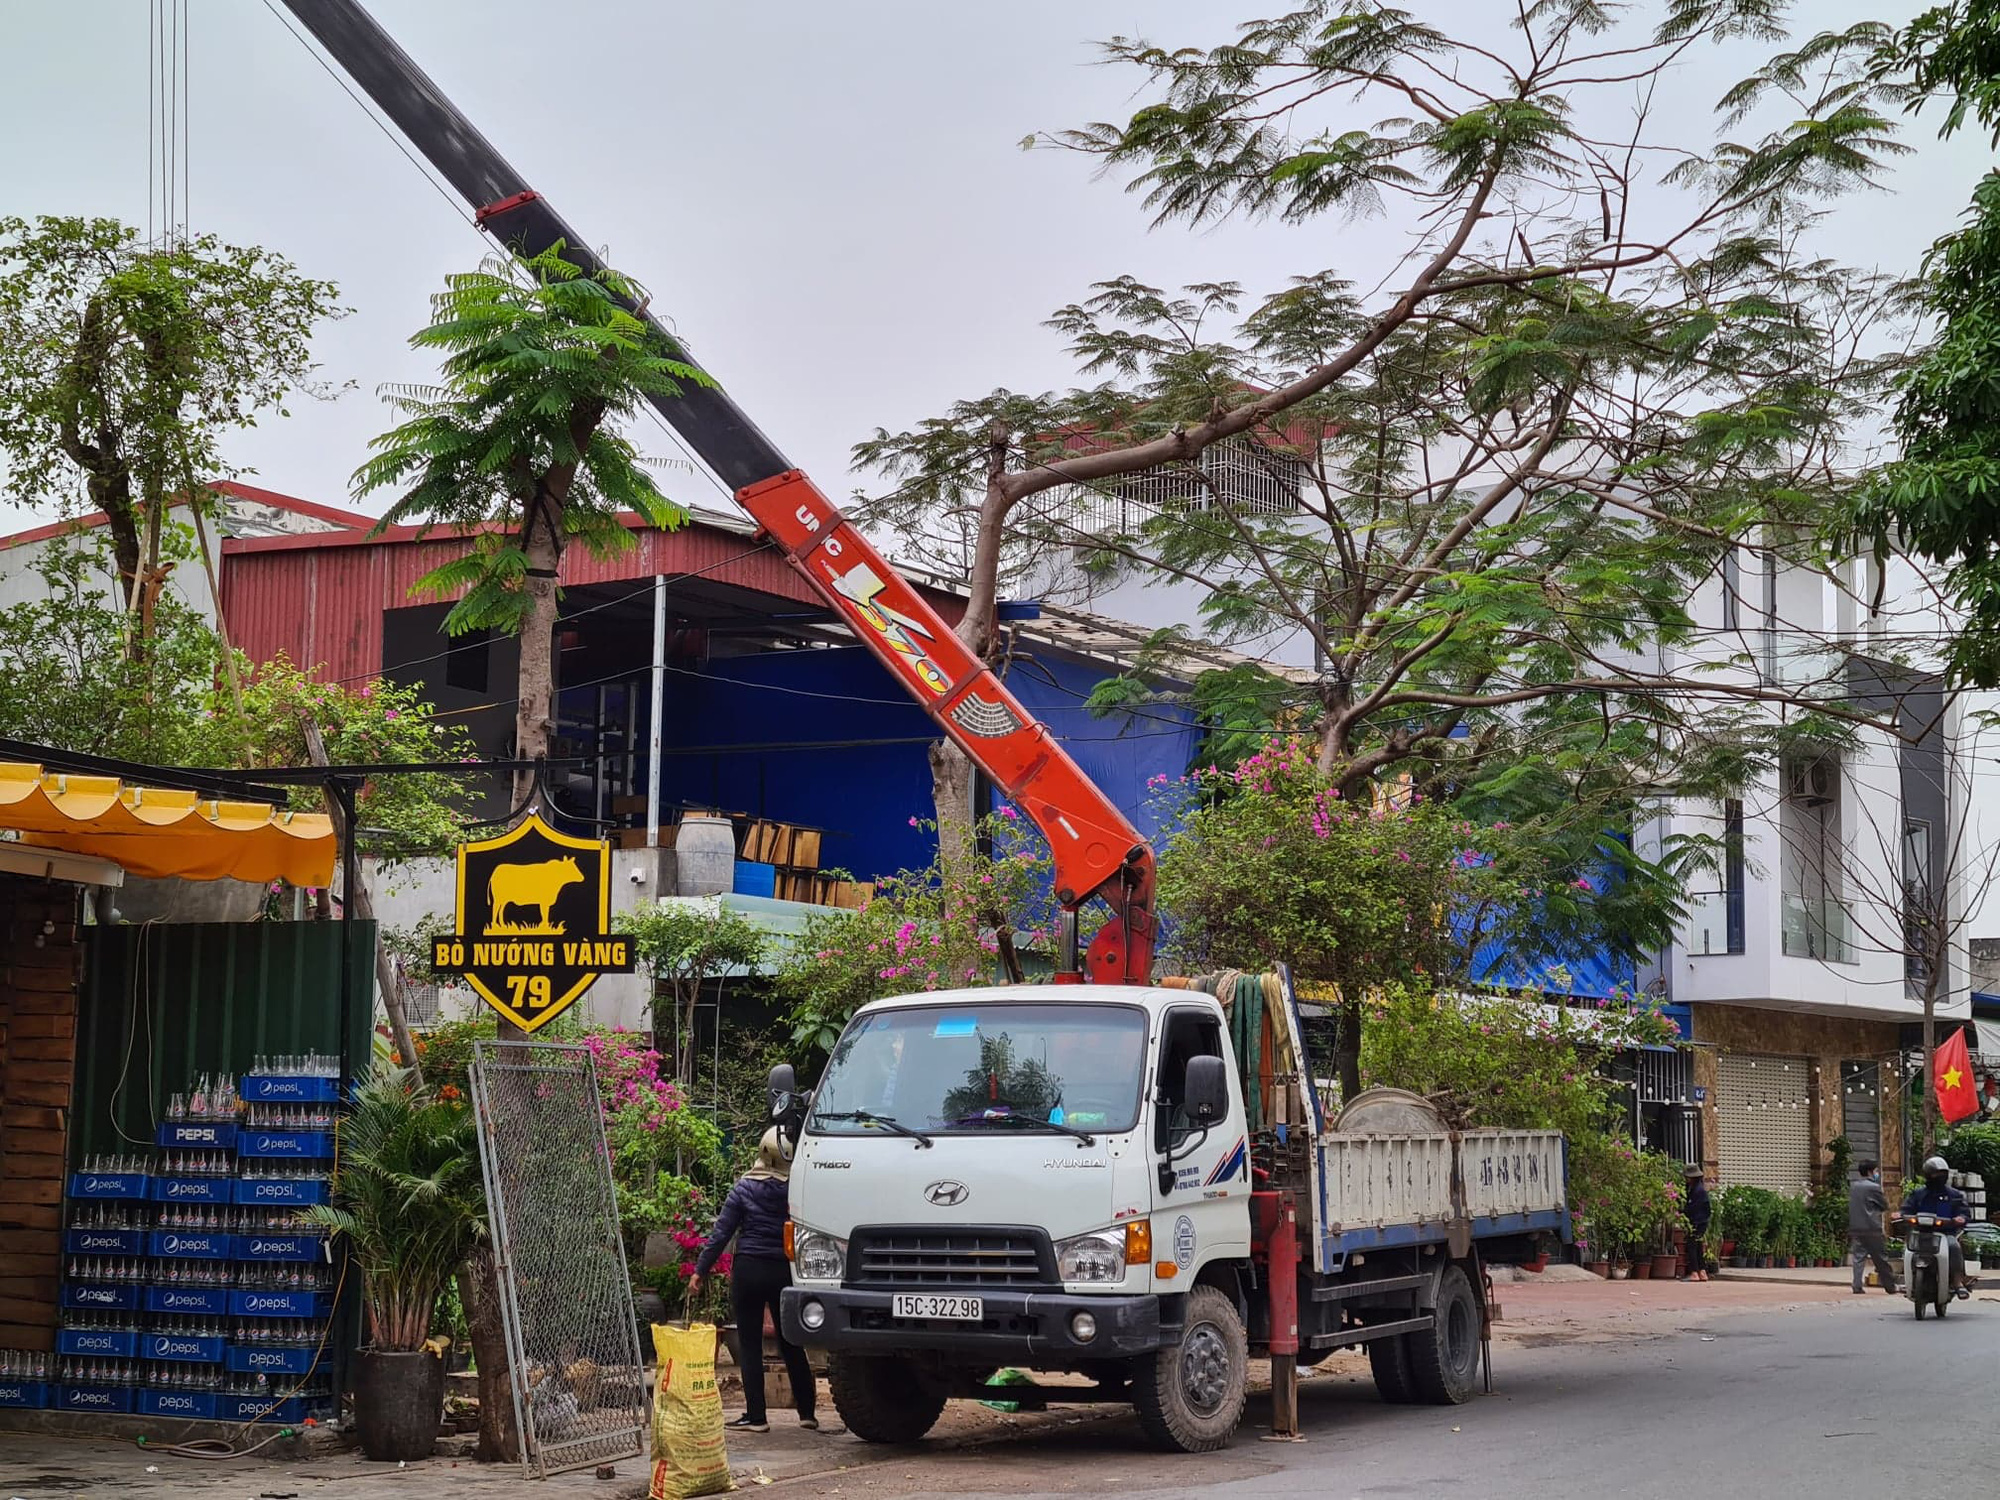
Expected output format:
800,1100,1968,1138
1901,1156,1971,1300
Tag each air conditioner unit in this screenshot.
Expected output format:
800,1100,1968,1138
1785,757,1837,806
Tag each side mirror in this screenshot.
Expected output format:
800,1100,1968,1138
1183,1055,1229,1127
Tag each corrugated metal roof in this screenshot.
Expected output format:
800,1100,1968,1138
219,512,968,684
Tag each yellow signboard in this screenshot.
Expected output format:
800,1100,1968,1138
431,814,634,1032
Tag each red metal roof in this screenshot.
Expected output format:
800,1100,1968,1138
0,480,371,551
221,510,966,685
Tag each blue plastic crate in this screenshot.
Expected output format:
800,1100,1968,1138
64,1227,146,1257
149,1229,230,1260
69,1171,149,1200
733,859,777,897
0,1380,49,1409
140,1331,225,1364
237,1130,333,1160
230,1289,328,1319
146,1285,230,1317
240,1075,341,1104
232,1176,329,1207
138,1387,220,1420
226,1343,320,1377
157,1120,238,1150
58,1328,139,1358
62,1283,140,1312
56,1383,135,1413
220,1392,329,1425
150,1175,232,1205
232,1231,327,1263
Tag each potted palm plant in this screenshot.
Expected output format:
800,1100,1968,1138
301,1066,485,1462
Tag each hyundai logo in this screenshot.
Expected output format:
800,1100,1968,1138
924,1180,970,1207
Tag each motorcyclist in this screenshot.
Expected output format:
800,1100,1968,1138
1900,1155,1972,1300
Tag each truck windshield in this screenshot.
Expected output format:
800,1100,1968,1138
808,1004,1149,1136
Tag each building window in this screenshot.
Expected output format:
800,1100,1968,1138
1905,817,1934,987
445,628,491,693
1723,798,1746,954
1688,799,1747,957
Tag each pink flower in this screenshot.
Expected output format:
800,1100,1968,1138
908,816,920,827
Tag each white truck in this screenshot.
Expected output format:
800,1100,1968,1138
779,972,1567,1451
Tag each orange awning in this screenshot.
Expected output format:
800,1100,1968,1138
0,762,336,887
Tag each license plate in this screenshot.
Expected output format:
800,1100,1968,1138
892,1294,983,1321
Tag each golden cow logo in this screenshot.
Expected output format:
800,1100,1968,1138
432,814,634,1032
486,856,585,934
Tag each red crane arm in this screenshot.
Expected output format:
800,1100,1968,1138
746,472,1156,985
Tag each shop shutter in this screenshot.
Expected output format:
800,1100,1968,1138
1715,1052,1814,1194
1841,1061,1881,1166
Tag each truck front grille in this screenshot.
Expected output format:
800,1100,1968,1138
850,1227,1052,1287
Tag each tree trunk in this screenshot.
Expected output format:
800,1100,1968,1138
300,718,423,1085
460,1245,519,1464
513,495,563,813
1922,976,1939,1158
1336,998,1364,1104
930,740,976,883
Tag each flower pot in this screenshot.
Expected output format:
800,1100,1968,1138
1609,1264,1631,1280
1730,1255,1748,1268
1587,1260,1611,1278
1521,1255,1548,1274
354,1348,445,1463
1719,1241,1736,1258
1631,1259,1653,1279
1783,1256,1797,1269
1651,1254,1680,1280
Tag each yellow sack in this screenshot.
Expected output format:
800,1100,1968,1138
649,1322,734,1499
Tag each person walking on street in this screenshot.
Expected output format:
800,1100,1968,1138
1683,1168,1711,1282
687,1128,819,1433
1850,1159,1898,1295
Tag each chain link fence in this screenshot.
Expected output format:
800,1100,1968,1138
470,1040,647,1478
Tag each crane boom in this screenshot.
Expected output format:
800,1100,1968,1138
280,0,1156,983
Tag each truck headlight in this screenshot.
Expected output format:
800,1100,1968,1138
792,1227,847,1282
1054,1230,1126,1283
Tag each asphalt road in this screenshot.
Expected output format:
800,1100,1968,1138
815,1293,1991,1500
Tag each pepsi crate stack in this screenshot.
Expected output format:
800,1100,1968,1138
46,1062,341,1421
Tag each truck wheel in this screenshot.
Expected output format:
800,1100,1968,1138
1407,1266,1481,1405
827,1353,947,1443
1367,1329,1417,1404
1132,1284,1248,1453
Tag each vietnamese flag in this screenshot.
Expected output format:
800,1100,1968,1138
1935,1027,1980,1124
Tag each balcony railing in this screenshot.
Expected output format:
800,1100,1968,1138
1781,893,1856,964
1683,889,1745,956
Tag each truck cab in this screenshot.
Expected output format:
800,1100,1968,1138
781,985,1257,1449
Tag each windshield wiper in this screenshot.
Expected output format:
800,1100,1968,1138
814,1109,934,1147
957,1113,1097,1147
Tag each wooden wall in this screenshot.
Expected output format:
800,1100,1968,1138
0,877,82,1354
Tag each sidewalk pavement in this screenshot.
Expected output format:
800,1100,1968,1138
1715,1264,1862,1288
0,1277,1888,1498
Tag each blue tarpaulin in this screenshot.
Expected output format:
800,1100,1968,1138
653,645,1197,883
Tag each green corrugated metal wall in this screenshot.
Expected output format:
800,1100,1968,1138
70,921,375,1165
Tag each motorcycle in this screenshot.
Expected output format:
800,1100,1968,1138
1896,1214,1957,1320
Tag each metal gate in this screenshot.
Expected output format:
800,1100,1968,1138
1842,1060,1882,1165
1715,1052,1814,1194
470,1040,647,1478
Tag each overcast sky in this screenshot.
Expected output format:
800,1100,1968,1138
2,0,1993,529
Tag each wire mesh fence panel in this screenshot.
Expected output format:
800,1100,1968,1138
471,1040,646,1478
